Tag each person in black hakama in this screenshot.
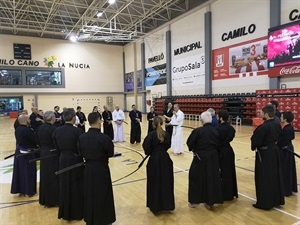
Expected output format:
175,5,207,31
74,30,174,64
13,109,28,130
163,102,173,141
277,111,298,196
129,104,142,144
102,105,114,140
30,107,44,132
53,108,84,221
216,110,238,201
53,106,63,127
187,111,223,209
142,116,175,214
251,105,284,210
147,107,157,134
76,106,87,132
269,100,281,120
78,112,116,225
11,114,39,197
36,111,59,207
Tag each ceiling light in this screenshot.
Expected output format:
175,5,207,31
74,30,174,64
69,35,78,42
108,0,116,4
96,11,103,17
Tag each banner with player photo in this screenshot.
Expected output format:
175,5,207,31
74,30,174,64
212,37,268,80
172,54,205,89
145,63,166,87
124,70,142,92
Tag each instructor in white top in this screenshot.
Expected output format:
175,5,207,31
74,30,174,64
170,104,184,155
112,105,125,142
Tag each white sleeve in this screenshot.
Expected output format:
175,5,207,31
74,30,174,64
175,111,184,123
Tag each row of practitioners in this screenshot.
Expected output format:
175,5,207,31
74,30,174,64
11,107,232,225
11,105,297,219
147,105,298,213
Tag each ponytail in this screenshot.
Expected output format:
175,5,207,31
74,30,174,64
153,116,165,142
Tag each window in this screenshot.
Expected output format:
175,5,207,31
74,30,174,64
0,69,22,85
0,97,23,112
0,66,65,88
25,70,62,85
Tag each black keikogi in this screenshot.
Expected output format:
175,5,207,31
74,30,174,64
216,122,238,201
53,123,84,220
102,110,114,140
78,128,116,225
142,130,175,213
251,119,284,209
36,122,59,207
129,109,142,144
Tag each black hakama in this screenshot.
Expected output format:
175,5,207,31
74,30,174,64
251,119,284,210
76,111,87,132
216,122,238,201
277,124,298,196
53,123,84,220
187,123,223,206
147,112,157,134
129,110,142,144
78,128,116,225
36,123,59,206
164,109,173,141
142,131,175,213
102,110,114,140
11,125,38,196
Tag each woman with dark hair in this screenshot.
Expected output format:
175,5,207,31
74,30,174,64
216,110,238,201
76,106,87,132
142,116,175,214
277,111,298,196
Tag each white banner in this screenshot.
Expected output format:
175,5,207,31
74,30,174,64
172,53,205,89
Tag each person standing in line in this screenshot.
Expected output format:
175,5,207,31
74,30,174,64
147,106,157,134
11,114,39,197
53,106,63,127
270,100,281,120
164,102,173,141
78,112,116,225
169,104,184,155
277,111,298,197
29,107,44,131
76,106,87,132
36,111,59,207
112,105,125,142
53,108,84,221
142,116,175,214
187,111,223,210
207,108,218,128
216,110,238,201
102,105,114,140
250,105,284,210
14,109,28,130
129,104,142,144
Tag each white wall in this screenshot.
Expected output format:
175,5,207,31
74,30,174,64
281,0,300,24
0,34,124,93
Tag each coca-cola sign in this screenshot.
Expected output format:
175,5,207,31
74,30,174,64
280,66,300,75
269,64,300,77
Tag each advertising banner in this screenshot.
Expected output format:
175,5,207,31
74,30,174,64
145,63,166,87
212,37,268,80
172,53,205,88
125,70,142,92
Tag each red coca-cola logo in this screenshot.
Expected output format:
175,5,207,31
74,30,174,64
280,66,300,75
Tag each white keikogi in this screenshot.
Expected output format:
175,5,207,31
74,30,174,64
170,104,184,154
112,106,125,142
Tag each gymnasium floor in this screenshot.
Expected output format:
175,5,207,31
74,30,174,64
0,114,299,225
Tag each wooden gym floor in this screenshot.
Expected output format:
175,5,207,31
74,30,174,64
0,114,299,225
